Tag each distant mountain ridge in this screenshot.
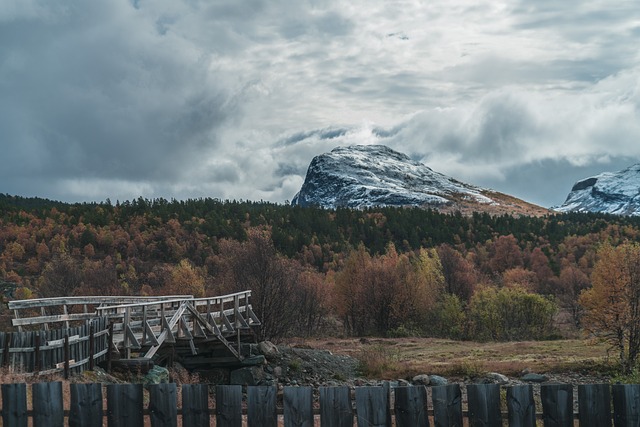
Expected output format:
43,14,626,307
554,164,640,216
292,145,548,216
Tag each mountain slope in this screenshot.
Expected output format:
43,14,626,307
554,164,640,215
292,145,548,215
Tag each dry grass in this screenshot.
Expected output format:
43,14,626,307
306,337,614,380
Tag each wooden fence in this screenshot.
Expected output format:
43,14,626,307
0,317,109,377
1,382,639,426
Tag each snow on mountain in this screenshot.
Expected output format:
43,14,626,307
554,164,640,215
291,145,546,215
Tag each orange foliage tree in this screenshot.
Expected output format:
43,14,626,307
580,243,640,372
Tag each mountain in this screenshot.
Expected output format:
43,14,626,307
291,145,548,215
554,164,640,215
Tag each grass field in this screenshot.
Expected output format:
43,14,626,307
299,337,615,380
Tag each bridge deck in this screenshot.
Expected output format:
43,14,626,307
8,291,260,365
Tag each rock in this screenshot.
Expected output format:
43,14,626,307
486,372,509,384
412,374,430,386
230,366,264,386
273,366,283,377
429,375,449,386
522,373,548,383
258,341,280,359
397,379,411,387
143,365,169,385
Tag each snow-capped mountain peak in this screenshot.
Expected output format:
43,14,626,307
292,145,547,215
554,164,640,215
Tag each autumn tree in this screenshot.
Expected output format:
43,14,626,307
38,252,82,297
580,243,640,372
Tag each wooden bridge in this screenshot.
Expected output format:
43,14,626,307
7,291,261,371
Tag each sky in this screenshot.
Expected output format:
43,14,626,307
2,0,640,208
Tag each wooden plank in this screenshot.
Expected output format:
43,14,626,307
319,386,354,427
541,384,574,427
148,383,177,427
284,386,314,427
612,384,640,427
32,381,64,427
216,385,243,427
394,386,429,427
432,384,463,427
354,386,390,427
579,384,612,427
467,383,502,427
247,386,278,427
507,385,536,427
1,383,28,427
106,384,144,427
182,384,210,427
70,383,103,427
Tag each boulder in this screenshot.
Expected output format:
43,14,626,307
486,372,509,384
522,373,548,383
144,365,170,385
230,366,264,386
428,375,449,386
412,374,430,386
258,341,280,359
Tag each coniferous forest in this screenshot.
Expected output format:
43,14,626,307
2,193,640,346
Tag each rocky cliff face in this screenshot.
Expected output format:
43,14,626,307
554,164,640,215
292,145,547,215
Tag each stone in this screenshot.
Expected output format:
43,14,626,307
412,374,430,386
522,373,548,383
258,341,280,358
428,375,449,386
486,372,509,384
230,366,264,386
143,365,170,386
397,379,411,387
273,366,283,377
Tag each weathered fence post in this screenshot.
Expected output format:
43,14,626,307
148,383,177,427
34,332,41,373
182,383,210,427
354,386,390,427
1,383,28,427
284,386,314,427
64,334,70,379
33,381,64,427
394,385,430,427
217,385,243,427
507,384,536,427
432,384,463,427
467,383,502,427
612,384,640,427
579,384,612,427
107,383,144,427
2,332,11,367
541,384,574,427
89,322,95,370
70,383,103,427
319,386,353,427
248,386,278,427
107,321,114,372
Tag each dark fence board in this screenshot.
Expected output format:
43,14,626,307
432,384,463,427
182,383,210,427
355,386,390,427
248,386,278,427
106,383,144,427
148,383,177,427
1,383,28,427
467,383,502,427
612,384,640,427
70,383,103,427
394,385,429,427
320,386,354,427
579,384,611,427
507,385,536,427
284,386,314,427
33,381,64,427
217,385,243,427
541,384,574,427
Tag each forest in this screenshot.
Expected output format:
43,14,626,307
1,193,640,362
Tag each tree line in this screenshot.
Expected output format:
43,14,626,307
1,195,640,370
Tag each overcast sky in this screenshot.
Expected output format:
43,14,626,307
2,0,640,208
